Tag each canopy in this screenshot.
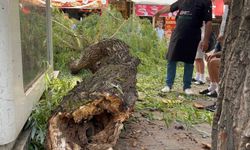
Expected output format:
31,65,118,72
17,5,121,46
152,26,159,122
51,0,108,9
131,0,177,5
133,0,225,17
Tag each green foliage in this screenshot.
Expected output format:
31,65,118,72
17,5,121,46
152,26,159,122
52,8,167,72
173,104,213,125
53,9,89,52
27,75,79,149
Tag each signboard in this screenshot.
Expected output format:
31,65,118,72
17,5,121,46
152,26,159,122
136,1,225,17
51,0,108,9
165,13,176,38
135,4,168,17
213,0,224,16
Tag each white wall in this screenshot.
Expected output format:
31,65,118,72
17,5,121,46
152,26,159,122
0,0,18,144
0,0,52,145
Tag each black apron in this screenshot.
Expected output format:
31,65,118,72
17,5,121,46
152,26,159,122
167,0,204,64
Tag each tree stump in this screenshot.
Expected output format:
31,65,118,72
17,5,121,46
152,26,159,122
46,39,140,150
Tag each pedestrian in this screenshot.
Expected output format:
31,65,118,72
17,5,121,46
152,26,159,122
193,23,216,85
193,23,206,85
199,2,230,98
155,23,165,40
154,0,213,95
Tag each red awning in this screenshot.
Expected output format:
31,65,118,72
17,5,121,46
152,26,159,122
51,0,108,9
136,0,225,17
135,4,170,17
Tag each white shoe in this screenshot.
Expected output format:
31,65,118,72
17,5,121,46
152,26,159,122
161,86,171,93
184,88,194,95
194,80,205,85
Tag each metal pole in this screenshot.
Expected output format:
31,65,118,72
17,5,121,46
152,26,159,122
131,2,135,32
46,0,53,68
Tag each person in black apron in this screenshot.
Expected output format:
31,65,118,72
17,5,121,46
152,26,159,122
155,0,212,94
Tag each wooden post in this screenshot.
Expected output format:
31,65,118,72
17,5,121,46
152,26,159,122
152,16,156,28
131,2,135,33
132,2,135,18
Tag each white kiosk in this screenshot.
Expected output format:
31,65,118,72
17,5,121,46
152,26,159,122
0,0,52,148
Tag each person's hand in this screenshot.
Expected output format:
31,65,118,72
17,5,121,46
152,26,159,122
207,54,216,61
201,40,209,52
205,53,211,61
217,35,224,43
154,12,160,18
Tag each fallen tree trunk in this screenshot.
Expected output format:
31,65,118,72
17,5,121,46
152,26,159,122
46,39,140,150
69,38,133,74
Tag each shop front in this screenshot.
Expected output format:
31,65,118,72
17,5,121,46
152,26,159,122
51,0,109,20
133,0,177,38
133,0,226,38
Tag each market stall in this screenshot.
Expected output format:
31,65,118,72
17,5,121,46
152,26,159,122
132,0,226,38
132,0,176,38
51,0,109,20
109,0,133,19
52,0,108,9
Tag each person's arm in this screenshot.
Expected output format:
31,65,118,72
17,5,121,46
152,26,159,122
207,51,222,61
154,5,171,18
211,51,222,58
201,0,213,52
154,1,179,18
206,51,221,61
218,5,229,38
202,21,212,51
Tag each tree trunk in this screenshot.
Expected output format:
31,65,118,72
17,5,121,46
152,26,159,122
212,0,250,149
46,39,140,150
69,39,132,74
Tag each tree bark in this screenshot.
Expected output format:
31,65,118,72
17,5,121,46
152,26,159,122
212,0,250,149
69,38,132,74
46,39,140,150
